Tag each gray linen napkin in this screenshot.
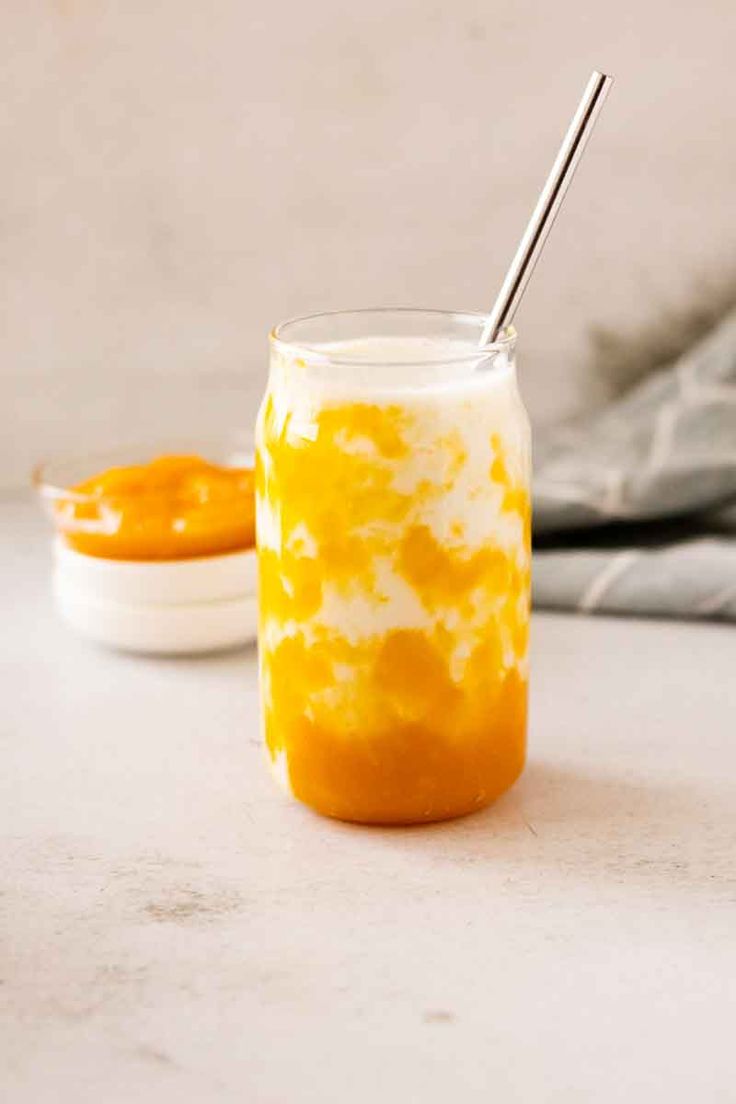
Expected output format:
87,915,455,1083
532,310,736,621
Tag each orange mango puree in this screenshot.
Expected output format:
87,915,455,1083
257,394,531,824
58,455,256,561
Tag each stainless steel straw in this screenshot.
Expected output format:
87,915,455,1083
481,70,613,346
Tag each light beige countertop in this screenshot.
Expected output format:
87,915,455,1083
2,499,735,1103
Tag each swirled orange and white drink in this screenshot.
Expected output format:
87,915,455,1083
256,309,531,824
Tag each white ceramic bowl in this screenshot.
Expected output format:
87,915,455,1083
54,576,258,655
53,539,257,605
37,436,259,655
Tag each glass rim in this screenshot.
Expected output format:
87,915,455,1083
270,307,516,367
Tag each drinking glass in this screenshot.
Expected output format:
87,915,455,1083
256,309,531,824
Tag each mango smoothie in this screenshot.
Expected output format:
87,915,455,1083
256,310,531,824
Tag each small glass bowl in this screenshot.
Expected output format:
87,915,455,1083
33,434,256,563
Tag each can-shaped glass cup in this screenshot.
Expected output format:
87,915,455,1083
256,309,531,824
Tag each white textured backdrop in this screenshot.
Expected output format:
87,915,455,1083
2,0,735,488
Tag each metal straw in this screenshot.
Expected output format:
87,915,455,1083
481,70,613,346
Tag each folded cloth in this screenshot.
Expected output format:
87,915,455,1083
532,309,736,621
